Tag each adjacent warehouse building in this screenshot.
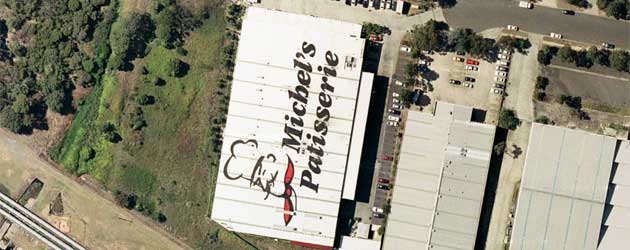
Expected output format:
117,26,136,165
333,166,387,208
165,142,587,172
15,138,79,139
210,7,374,249
509,124,620,250
599,140,630,249
382,102,496,250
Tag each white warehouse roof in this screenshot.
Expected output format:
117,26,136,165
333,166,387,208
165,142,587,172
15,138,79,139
509,124,618,250
382,102,496,250
599,140,630,249
210,7,373,248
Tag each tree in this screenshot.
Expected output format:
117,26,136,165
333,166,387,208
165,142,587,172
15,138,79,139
586,46,610,66
362,22,388,37
537,46,555,65
449,28,475,53
568,0,589,7
557,45,577,63
75,70,93,87
403,63,418,85
610,50,630,72
408,20,448,56
535,116,551,124
166,58,184,77
155,6,176,47
136,94,152,105
0,108,28,133
605,0,628,19
535,76,549,90
493,141,506,155
469,35,496,59
498,109,520,130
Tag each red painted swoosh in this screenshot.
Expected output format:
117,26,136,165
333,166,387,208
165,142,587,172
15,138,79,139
283,158,296,225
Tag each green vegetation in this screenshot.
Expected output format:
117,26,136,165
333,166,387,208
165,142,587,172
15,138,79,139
361,22,389,37
0,0,118,133
598,0,630,19
568,0,589,8
493,141,506,156
498,109,520,130
407,20,449,57
610,49,630,72
538,44,629,72
496,36,532,54
534,116,552,124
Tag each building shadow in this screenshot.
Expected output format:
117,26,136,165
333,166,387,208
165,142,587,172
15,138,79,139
354,75,389,203
475,127,508,250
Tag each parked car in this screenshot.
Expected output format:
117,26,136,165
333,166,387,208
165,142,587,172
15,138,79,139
388,108,401,115
550,32,563,39
494,76,507,83
400,46,411,52
373,212,385,219
372,207,384,213
392,98,400,104
466,59,479,65
392,103,401,109
463,82,473,88
495,71,508,77
492,88,504,94
464,77,475,82
561,10,575,15
496,65,509,72
387,115,400,122
392,92,400,98
382,155,394,161
388,121,399,127
507,25,519,31
378,178,390,184
465,65,478,71
493,83,506,89
377,184,390,190
518,1,533,9
452,56,465,62
419,59,431,66
449,79,462,85
497,60,510,66
456,51,466,56
395,80,403,86
498,53,510,60
602,43,615,49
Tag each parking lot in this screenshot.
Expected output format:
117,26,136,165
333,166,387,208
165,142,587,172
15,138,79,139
421,51,504,122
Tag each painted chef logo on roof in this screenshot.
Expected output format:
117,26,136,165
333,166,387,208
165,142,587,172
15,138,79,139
222,41,339,226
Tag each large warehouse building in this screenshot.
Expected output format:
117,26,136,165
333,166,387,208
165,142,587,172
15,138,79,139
382,102,496,250
210,7,374,249
509,124,628,250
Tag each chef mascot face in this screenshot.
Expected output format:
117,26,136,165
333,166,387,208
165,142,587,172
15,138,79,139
222,139,298,226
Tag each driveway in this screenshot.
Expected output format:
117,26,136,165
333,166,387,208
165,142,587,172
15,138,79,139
443,0,630,49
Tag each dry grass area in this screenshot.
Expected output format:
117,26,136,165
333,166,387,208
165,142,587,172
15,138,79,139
0,128,187,250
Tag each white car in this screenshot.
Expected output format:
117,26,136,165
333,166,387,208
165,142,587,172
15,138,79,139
392,103,401,109
395,80,403,86
392,98,400,104
388,121,399,127
498,54,510,60
400,46,411,53
492,88,504,94
465,65,478,71
494,76,507,83
493,83,506,89
507,25,519,31
388,115,400,122
419,60,431,66
463,82,473,88
497,60,510,66
372,207,385,213
550,32,563,39
495,71,508,77
392,92,400,98
496,65,509,72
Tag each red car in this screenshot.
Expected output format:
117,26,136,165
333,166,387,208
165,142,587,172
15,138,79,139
382,155,393,161
378,178,390,184
466,58,479,65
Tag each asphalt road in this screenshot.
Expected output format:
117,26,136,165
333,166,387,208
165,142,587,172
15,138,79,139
443,0,630,49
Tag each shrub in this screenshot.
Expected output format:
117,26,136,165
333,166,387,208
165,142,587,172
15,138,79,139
498,109,520,130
